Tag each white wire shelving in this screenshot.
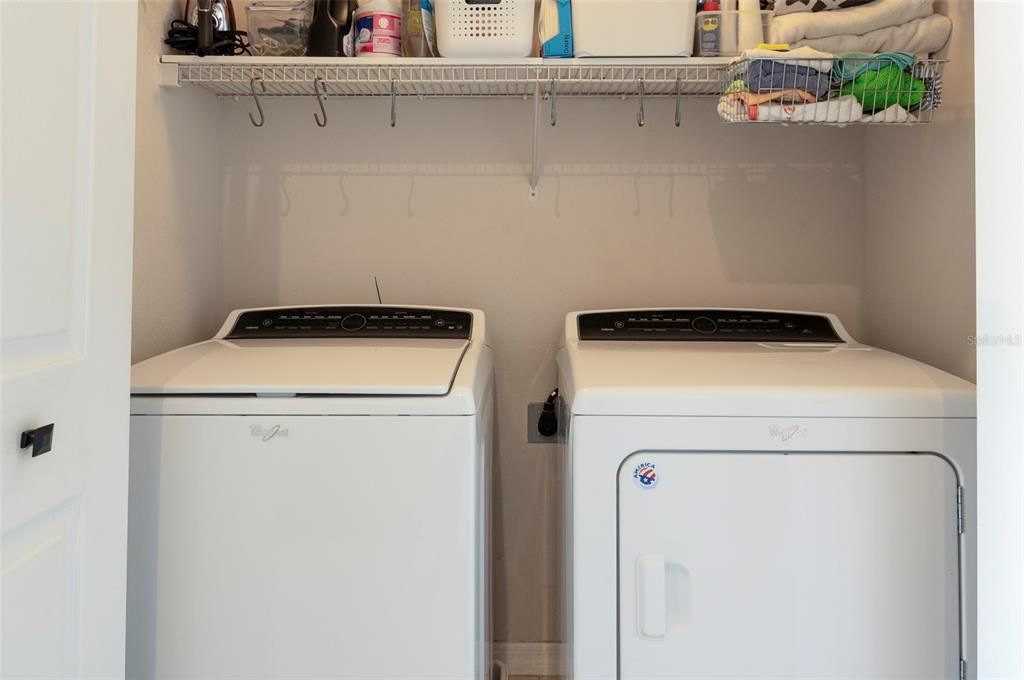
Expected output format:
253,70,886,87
159,55,732,98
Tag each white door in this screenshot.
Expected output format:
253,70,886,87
1,2,137,678
619,452,961,680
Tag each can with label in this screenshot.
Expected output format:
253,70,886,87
355,0,402,57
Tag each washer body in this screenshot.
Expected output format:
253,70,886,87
557,309,976,680
127,305,493,680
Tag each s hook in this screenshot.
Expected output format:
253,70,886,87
674,77,682,128
313,77,328,128
550,80,557,127
248,76,266,128
637,79,646,128
390,80,397,128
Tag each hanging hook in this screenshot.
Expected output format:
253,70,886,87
674,77,682,128
248,76,266,128
636,79,646,128
549,80,557,127
390,80,397,128
313,77,328,128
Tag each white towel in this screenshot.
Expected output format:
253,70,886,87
862,104,918,123
737,46,835,72
769,0,934,44
794,13,952,56
754,95,863,123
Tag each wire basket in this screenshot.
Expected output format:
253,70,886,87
718,56,945,125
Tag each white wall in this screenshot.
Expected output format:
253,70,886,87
975,1,1024,676
133,0,226,362
863,0,976,382
214,96,867,640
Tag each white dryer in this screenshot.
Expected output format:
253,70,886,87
557,309,976,680
127,305,493,680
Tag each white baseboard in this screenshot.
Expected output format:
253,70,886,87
493,642,564,677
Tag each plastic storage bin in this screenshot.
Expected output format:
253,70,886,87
435,0,536,57
246,0,313,56
695,10,772,56
573,0,698,57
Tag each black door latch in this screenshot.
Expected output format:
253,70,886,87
20,424,54,457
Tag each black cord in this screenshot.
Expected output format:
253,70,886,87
165,19,251,56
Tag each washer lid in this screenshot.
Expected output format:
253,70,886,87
559,310,976,419
130,337,470,397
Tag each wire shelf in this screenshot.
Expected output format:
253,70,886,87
718,57,945,126
160,56,731,98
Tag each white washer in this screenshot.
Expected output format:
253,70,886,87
127,305,493,680
557,309,976,680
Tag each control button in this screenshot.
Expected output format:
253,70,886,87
693,316,718,334
261,318,274,327
434,319,446,328
785,322,796,330
341,314,367,331
613,321,625,329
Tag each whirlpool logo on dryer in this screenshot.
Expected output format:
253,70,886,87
249,424,289,441
769,424,807,442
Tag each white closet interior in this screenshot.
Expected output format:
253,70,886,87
132,0,975,645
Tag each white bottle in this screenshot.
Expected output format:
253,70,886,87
355,0,403,57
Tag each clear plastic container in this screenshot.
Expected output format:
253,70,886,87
246,0,314,56
694,10,772,56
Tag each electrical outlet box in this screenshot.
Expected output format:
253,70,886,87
527,402,558,444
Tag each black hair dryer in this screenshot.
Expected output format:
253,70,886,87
308,0,355,57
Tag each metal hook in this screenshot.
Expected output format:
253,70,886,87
390,80,397,128
549,80,557,127
636,79,646,128
313,77,327,128
248,76,266,128
674,78,682,128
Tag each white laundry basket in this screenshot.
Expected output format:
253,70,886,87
435,0,536,57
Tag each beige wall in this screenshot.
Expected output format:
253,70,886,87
132,2,976,645
863,0,976,381
214,97,867,641
133,0,226,363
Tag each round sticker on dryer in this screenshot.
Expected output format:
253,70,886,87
632,462,658,489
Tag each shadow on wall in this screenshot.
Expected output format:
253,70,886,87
214,94,867,642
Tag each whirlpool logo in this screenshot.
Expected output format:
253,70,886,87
769,424,807,442
249,424,289,441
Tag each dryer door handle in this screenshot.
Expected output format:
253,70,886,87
636,555,666,639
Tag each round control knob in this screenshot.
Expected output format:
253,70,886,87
341,314,367,331
693,316,718,334
434,318,446,328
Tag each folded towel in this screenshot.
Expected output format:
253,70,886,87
739,46,835,71
754,95,864,123
832,51,915,81
840,63,924,112
746,59,833,98
793,13,952,56
774,0,877,16
862,104,918,123
769,0,933,44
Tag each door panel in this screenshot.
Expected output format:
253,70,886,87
1,1,138,677
127,414,482,680
619,453,960,680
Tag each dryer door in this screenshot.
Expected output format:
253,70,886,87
618,452,961,680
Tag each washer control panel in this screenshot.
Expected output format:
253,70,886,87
226,307,473,340
578,310,843,342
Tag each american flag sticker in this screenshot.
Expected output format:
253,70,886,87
632,462,658,490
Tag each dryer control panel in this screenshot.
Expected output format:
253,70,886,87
578,310,843,342
226,307,473,340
